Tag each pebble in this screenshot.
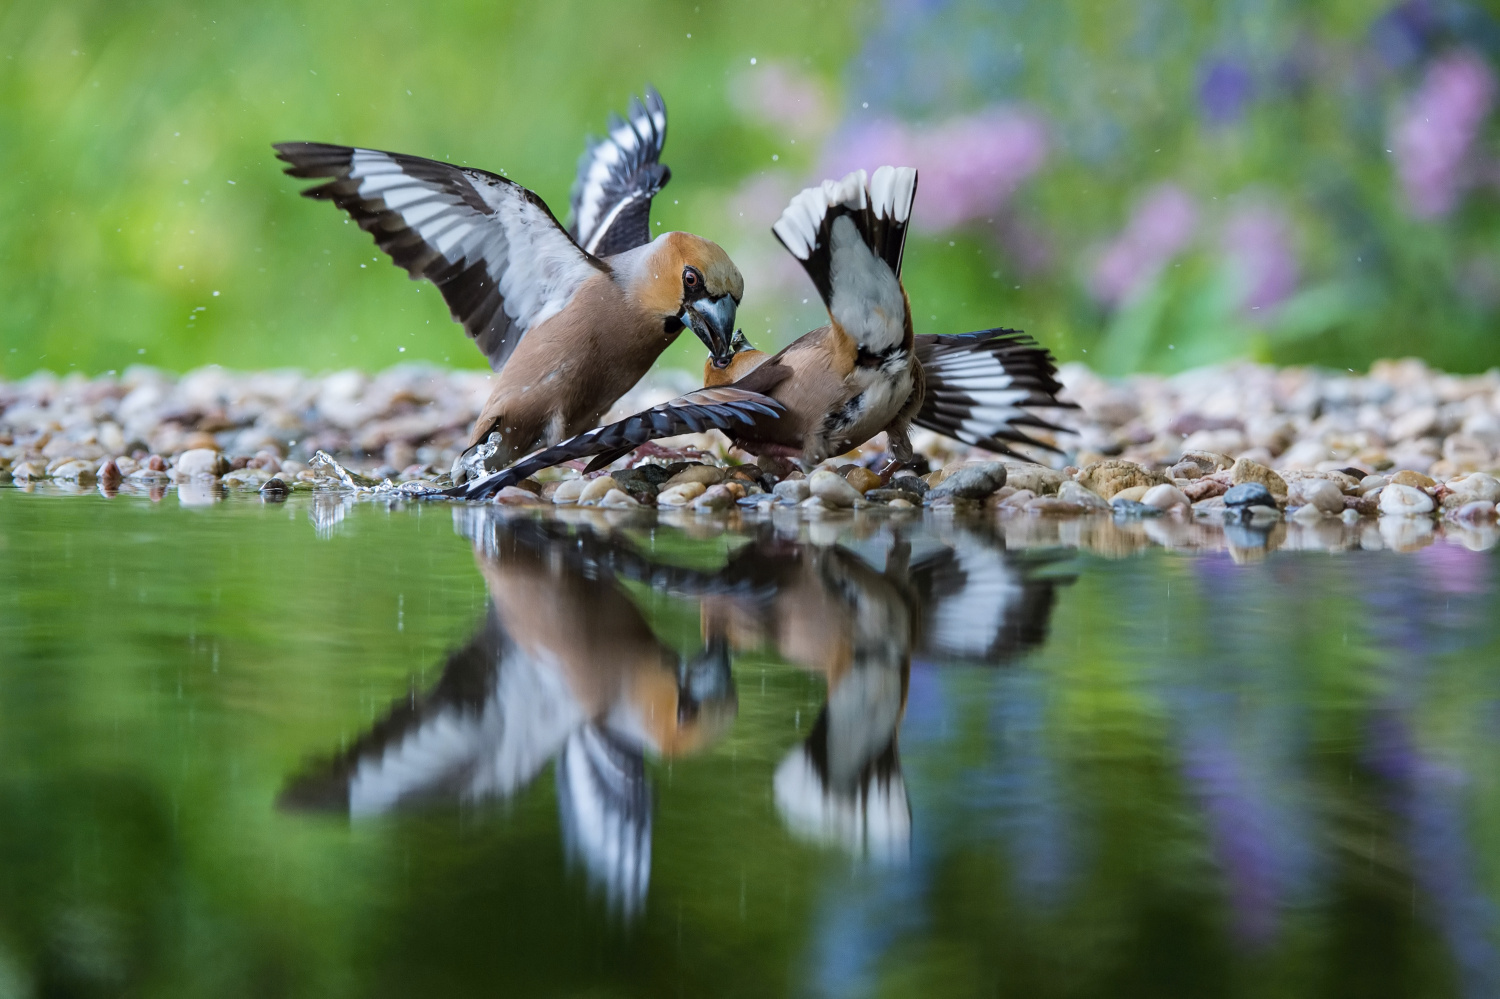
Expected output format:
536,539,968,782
11,460,47,481
809,469,862,508
174,448,230,480
664,464,724,487
1296,478,1346,515
1111,498,1163,517
259,477,289,501
1001,464,1066,495
926,461,1007,500
1141,483,1191,511
222,468,271,488
1229,457,1288,501
1453,500,1498,523
1057,481,1110,510
1111,485,1149,503
1167,461,1203,480
97,459,122,488
657,482,707,506
492,486,541,506
577,476,618,505
843,466,882,494
887,497,915,509
52,459,95,483
692,484,736,511
598,488,640,509
888,473,928,497
773,478,811,505
1379,483,1435,517
1290,502,1329,523
1224,482,1274,509
1448,472,1500,504
550,478,587,504
1075,459,1166,499
1389,470,1436,490
1027,496,1092,515
998,488,1037,510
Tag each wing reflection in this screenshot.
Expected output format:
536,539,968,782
282,512,1070,910
280,514,737,917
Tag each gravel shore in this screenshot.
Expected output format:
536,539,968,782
5,358,1500,554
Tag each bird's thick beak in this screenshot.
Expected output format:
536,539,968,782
684,294,737,368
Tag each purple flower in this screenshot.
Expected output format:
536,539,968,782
1390,49,1497,219
820,106,1048,230
1199,59,1255,126
1089,184,1198,307
730,63,834,139
1220,201,1299,314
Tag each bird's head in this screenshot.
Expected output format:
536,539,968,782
638,232,743,368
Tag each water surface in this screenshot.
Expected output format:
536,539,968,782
1,489,1497,998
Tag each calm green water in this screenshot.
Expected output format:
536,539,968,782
0,488,1497,999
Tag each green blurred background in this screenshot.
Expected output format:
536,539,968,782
3,0,1498,380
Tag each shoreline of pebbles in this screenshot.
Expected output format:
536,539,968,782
5,358,1500,554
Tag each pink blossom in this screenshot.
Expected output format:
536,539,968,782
1390,50,1496,219
1089,185,1198,307
730,64,834,139
819,107,1048,230
1220,203,1299,313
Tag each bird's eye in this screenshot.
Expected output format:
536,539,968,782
682,266,701,291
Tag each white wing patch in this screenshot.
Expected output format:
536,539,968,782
771,169,869,261
928,547,1023,656
569,89,669,257
346,644,585,815
278,142,602,371
923,348,1028,445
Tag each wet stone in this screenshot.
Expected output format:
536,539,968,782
926,461,1007,501
1379,483,1435,517
773,479,811,505
1111,498,1163,518
843,466,882,494
888,473,928,497
1224,482,1274,509
809,470,862,508
1057,481,1110,510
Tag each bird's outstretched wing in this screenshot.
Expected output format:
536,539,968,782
913,329,1076,457
275,142,606,371
568,87,670,257
772,165,917,307
453,387,785,500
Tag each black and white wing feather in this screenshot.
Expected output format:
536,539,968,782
454,387,785,500
913,329,1076,458
275,142,605,371
569,87,671,258
771,166,917,307
772,166,916,352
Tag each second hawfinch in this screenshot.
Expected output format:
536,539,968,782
453,166,1073,499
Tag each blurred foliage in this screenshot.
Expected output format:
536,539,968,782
2,0,1499,380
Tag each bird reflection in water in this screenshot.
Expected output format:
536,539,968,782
280,513,738,916
281,509,1068,913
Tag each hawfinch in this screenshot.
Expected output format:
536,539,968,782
274,87,743,484
453,166,1072,499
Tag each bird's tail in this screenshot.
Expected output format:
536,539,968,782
452,388,784,500
772,166,918,307
913,329,1076,458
